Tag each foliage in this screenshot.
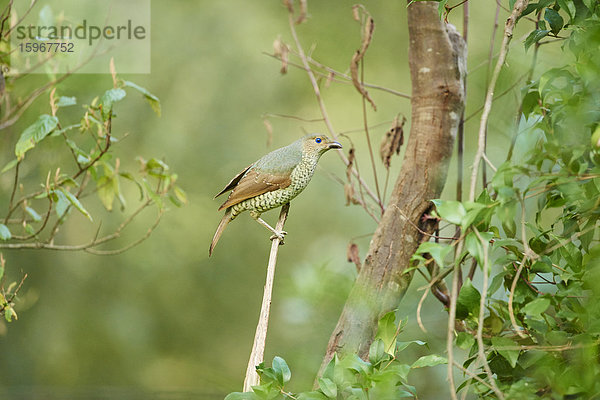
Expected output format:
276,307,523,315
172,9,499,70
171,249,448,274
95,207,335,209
415,0,600,397
0,4,185,322
225,312,443,400
229,0,600,398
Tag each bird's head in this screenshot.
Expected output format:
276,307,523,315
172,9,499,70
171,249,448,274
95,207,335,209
301,134,342,158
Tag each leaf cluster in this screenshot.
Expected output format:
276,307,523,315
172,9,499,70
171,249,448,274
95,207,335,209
226,312,445,399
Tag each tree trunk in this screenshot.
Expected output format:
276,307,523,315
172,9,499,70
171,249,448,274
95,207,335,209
318,1,466,374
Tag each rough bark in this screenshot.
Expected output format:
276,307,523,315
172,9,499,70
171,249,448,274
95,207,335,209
318,1,466,374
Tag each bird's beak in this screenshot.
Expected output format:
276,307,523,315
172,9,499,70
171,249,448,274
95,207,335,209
327,141,342,149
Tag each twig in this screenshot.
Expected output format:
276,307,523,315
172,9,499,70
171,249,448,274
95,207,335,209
446,241,463,400
468,0,530,202
453,361,496,393
262,112,324,123
286,13,382,209
508,257,526,339
481,153,497,172
464,73,527,123
85,211,163,255
0,272,28,316
360,58,383,213
4,160,20,224
474,229,504,399
509,196,537,338
271,50,411,99
243,203,290,391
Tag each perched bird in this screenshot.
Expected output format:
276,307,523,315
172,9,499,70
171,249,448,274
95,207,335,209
209,134,342,256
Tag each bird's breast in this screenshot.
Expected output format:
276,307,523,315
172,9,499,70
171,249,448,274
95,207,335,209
290,158,317,192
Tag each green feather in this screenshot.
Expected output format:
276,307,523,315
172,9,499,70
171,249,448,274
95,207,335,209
252,138,303,174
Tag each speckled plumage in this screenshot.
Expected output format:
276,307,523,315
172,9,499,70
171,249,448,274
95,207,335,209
230,150,318,217
209,134,342,256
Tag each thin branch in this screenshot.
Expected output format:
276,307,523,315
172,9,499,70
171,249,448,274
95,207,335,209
3,0,37,37
469,0,530,202
453,361,496,393
262,112,324,123
264,51,411,99
446,241,463,400
481,153,497,172
243,203,290,391
85,211,163,255
286,13,383,209
474,229,505,399
509,196,536,338
359,59,383,212
464,72,528,122
4,160,20,224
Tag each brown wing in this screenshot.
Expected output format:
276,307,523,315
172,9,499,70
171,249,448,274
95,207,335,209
218,168,292,211
214,164,253,199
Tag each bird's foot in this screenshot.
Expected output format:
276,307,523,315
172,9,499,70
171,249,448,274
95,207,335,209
269,230,287,244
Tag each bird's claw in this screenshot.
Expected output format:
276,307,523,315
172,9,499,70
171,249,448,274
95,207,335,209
269,230,287,243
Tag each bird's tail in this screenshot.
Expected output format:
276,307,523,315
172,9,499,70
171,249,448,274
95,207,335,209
209,209,233,257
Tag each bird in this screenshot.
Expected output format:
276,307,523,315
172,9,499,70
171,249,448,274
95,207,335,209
209,134,342,256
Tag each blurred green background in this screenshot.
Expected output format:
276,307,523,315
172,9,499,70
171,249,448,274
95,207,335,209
0,0,565,398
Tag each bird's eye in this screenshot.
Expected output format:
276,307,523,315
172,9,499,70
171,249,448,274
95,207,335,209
315,137,322,144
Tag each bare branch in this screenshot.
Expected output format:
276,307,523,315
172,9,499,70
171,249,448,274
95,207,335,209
474,229,505,399
286,14,383,209
469,0,530,202
243,203,290,391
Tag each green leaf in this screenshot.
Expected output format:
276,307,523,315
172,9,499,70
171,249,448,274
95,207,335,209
0,224,11,240
521,90,540,117
544,8,564,35
456,278,481,320
369,338,386,364
58,188,93,222
464,232,483,265
251,382,278,399
456,332,475,350
341,354,372,375
143,180,164,209
524,29,550,51
521,297,551,316
4,305,17,322
50,123,81,137
411,354,447,368
432,199,466,225
556,0,576,20
1,159,19,174
57,96,77,107
396,339,426,352
54,190,69,218
272,356,291,385
414,241,452,269
488,270,508,295
491,336,520,368
25,207,42,222
375,311,398,355
461,202,488,230
224,392,258,400
15,115,59,159
97,176,116,211
120,172,145,200
123,80,161,116
173,186,188,205
146,158,170,171
298,392,328,400
437,0,448,19
100,88,127,117
318,377,337,398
